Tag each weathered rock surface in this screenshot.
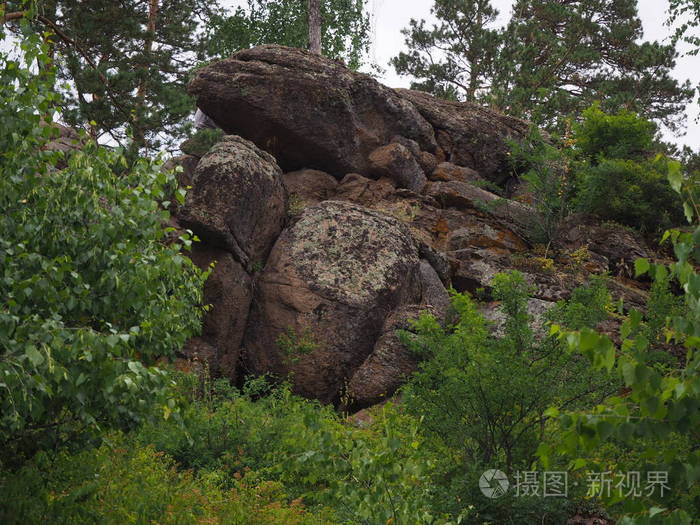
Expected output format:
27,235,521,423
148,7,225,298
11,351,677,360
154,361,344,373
283,169,338,208
346,305,433,409
555,214,651,275
431,162,485,185
425,180,535,239
188,45,436,176
368,143,427,192
183,245,252,380
170,45,667,412
243,201,421,403
179,135,287,269
396,89,530,184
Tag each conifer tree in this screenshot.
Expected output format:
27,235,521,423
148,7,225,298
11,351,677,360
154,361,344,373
391,0,500,102
393,0,694,132
4,0,217,153
490,0,693,132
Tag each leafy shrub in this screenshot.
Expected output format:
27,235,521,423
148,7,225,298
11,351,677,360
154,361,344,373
546,276,611,330
0,435,336,525
575,157,683,233
0,19,206,462
137,376,448,524
574,103,655,161
509,127,576,244
402,272,605,473
540,176,700,522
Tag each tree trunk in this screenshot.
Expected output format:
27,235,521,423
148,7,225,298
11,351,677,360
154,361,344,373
133,0,159,149
308,0,321,54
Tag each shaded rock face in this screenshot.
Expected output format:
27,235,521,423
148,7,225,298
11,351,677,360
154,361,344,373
283,169,338,208
188,45,436,176
242,201,421,403
555,214,651,275
184,245,252,381
396,89,530,184
179,135,287,270
368,143,427,192
345,305,428,410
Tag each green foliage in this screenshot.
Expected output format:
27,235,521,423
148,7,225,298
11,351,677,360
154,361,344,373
206,0,371,70
402,272,605,474
509,127,575,243
0,434,336,525
540,173,700,522
574,104,656,161
137,376,453,524
0,24,206,462
575,157,684,234
4,0,218,152
394,0,693,132
547,276,611,331
180,127,224,157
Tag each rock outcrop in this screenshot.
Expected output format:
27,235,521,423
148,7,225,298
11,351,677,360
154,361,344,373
171,45,656,410
396,89,530,184
188,45,436,176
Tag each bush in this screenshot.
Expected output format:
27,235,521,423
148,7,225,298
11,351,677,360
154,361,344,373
401,272,607,473
0,435,336,525
575,157,683,233
0,19,206,463
574,103,655,161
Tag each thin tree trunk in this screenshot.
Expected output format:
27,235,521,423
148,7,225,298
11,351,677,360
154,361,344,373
133,0,159,149
308,0,321,54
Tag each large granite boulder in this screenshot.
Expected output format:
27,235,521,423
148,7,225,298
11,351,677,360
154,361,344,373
188,45,436,177
242,201,422,403
178,135,287,270
396,89,530,184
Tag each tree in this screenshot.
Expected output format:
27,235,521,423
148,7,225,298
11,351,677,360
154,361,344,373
206,0,371,70
668,0,700,55
308,0,321,54
390,0,500,102
0,13,206,463
3,0,218,153
393,0,694,133
491,0,693,132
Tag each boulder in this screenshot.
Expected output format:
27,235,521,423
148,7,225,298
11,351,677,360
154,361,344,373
334,173,396,206
188,45,436,176
396,89,530,184
418,151,438,175
424,180,535,239
178,135,287,269
431,162,485,185
418,259,451,316
554,214,651,274
183,245,252,380
345,305,430,409
368,143,427,192
242,200,421,403
283,169,338,214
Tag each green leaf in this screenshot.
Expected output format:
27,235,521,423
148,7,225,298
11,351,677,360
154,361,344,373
25,346,44,367
635,258,650,277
